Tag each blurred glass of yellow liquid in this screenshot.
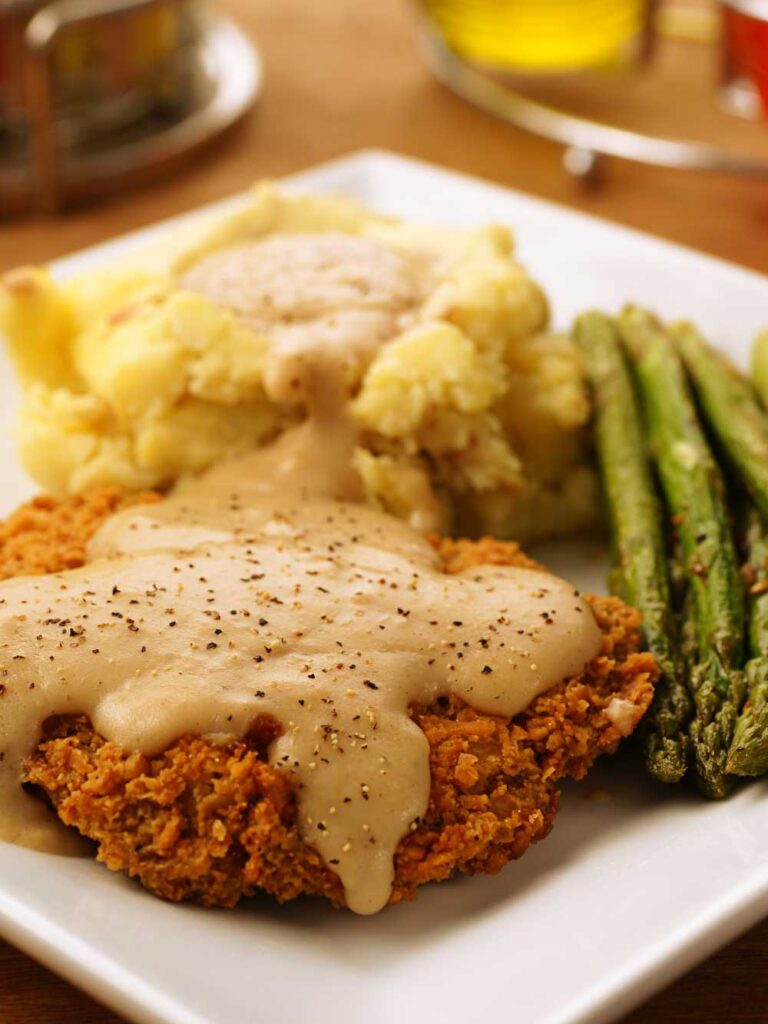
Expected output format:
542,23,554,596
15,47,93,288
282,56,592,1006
419,0,650,72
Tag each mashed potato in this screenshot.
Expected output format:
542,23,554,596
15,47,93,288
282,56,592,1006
0,184,597,542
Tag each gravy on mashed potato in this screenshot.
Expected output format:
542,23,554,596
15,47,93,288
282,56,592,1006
0,185,597,544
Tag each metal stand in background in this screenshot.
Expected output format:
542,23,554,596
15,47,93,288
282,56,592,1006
422,26,768,183
1,0,261,215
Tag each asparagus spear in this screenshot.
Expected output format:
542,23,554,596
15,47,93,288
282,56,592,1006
674,322,768,523
574,312,690,783
727,507,768,775
619,307,745,798
670,323,768,776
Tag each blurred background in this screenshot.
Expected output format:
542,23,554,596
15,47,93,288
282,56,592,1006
1,0,767,265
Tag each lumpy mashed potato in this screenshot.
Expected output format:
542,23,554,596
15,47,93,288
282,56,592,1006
0,184,597,541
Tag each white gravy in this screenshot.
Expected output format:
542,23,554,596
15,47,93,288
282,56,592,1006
0,233,602,914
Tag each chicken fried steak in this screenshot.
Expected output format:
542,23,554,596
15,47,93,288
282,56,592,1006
1,494,655,910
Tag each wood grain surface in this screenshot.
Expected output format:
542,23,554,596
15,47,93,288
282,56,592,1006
1,0,767,1021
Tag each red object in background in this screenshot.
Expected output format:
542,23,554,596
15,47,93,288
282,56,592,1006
723,0,768,118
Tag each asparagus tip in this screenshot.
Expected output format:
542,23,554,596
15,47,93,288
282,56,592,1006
726,703,768,777
645,740,688,785
691,717,738,800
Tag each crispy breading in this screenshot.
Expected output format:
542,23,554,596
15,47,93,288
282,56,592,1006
0,489,158,581
8,496,655,910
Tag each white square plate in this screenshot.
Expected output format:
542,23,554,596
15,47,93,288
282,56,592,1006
1,150,768,1024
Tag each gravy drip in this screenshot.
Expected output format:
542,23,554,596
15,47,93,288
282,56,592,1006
181,232,420,407
0,233,602,914
181,232,443,531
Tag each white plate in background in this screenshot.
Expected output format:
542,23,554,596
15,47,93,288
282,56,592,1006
1,150,767,1024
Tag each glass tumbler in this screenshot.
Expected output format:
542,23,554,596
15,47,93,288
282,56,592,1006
418,0,653,73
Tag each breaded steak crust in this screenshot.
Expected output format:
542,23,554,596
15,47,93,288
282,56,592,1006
2,491,655,909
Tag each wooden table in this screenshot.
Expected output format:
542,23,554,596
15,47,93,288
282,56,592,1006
1,1,768,1021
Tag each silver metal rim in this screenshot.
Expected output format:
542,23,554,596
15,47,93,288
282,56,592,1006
0,15,261,211
422,28,768,180
57,17,262,182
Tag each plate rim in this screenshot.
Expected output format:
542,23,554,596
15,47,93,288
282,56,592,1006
1,148,768,1024
46,147,768,291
